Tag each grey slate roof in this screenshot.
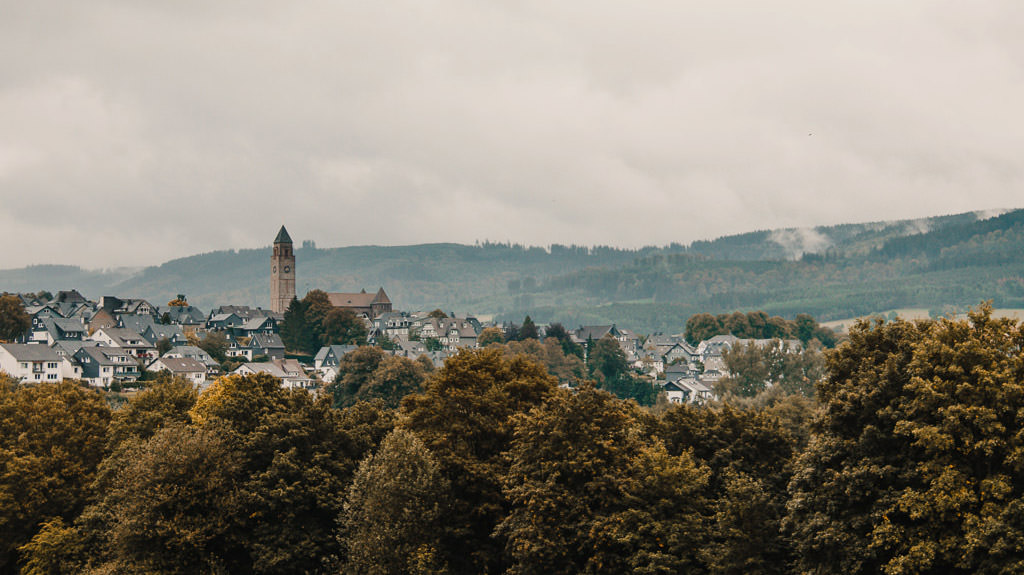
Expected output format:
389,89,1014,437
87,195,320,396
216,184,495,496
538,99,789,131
274,225,292,244
0,343,61,362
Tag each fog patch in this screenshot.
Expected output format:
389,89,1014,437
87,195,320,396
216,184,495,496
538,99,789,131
769,228,833,260
974,208,1009,220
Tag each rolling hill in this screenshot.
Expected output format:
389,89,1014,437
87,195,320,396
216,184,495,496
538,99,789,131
2,209,1021,333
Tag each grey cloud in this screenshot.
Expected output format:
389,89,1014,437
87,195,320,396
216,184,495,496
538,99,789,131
1,1,1022,268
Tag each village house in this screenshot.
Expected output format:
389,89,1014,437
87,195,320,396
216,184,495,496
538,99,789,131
89,327,157,361
0,343,81,383
148,357,208,386
73,345,140,387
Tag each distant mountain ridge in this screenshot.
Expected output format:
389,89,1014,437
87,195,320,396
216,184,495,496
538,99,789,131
1,208,1020,333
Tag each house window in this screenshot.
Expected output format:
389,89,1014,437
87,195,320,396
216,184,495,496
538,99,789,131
47,374,57,380
47,362,57,369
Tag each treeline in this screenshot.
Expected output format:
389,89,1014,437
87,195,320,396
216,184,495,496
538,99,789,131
684,310,837,347
5,306,1024,573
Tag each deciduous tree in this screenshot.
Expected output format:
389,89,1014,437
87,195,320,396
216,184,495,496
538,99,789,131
342,429,450,574
0,294,30,342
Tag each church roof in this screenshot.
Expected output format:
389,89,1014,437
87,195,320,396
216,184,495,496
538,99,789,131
372,287,391,304
326,287,391,309
274,225,292,244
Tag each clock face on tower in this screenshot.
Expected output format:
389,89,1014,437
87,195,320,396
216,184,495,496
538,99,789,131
273,266,277,273
284,265,291,273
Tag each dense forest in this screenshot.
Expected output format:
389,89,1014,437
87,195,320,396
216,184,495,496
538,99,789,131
3,306,1024,574
2,209,1023,332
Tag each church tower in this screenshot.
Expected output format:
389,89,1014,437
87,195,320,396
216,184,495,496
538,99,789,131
270,225,296,313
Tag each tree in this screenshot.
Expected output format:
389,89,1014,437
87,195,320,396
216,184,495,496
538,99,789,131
422,337,443,352
498,385,710,574
786,305,1024,574
105,377,198,450
588,335,628,381
329,347,424,409
519,316,538,340
544,323,583,359
0,382,111,572
156,336,173,356
0,294,30,342
376,332,399,351
477,327,505,347
718,340,826,399
427,309,448,319
321,308,368,346
401,349,559,573
197,330,229,363
86,424,245,574
167,294,188,307
341,429,450,574
685,313,722,345
659,402,805,574
500,338,585,385
279,296,310,353
188,373,396,572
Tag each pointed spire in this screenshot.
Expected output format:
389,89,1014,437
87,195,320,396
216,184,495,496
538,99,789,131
274,225,292,244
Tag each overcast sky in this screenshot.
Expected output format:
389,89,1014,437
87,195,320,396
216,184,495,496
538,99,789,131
2,1,1022,269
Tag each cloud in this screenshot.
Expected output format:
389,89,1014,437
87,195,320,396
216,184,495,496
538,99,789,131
1,1,1023,268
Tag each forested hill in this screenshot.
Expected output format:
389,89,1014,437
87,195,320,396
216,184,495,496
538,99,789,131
1,209,1021,332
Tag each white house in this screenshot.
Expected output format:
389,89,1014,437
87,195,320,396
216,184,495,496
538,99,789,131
148,357,207,386
0,343,81,383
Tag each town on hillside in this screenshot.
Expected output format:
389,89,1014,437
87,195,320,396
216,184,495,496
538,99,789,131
0,226,834,405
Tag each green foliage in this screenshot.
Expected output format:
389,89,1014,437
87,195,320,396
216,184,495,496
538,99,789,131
329,347,426,408
322,308,368,346
498,338,586,385
0,381,111,572
71,373,397,573
544,322,584,359
105,377,198,450
588,335,629,381
786,305,1024,574
155,336,173,356
0,294,30,342
342,429,450,575
279,296,310,353
499,385,710,574
376,332,399,350
719,339,825,398
197,330,229,363
422,337,443,352
601,374,659,406
477,327,505,347
659,402,808,574
401,348,559,573
519,315,538,340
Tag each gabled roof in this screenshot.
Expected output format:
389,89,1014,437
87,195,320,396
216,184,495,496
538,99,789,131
0,343,61,362
372,287,391,305
152,357,207,373
274,225,292,244
94,327,152,348
250,333,284,349
575,325,618,341
327,291,377,308
76,346,135,366
239,317,273,331
119,314,157,335
39,317,86,335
